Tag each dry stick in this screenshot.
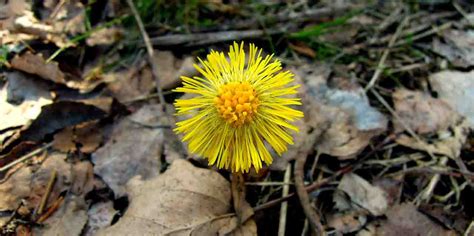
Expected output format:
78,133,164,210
370,89,473,202
453,2,474,25
126,0,166,109
253,135,394,212
0,142,53,173
246,181,295,186
415,156,448,205
392,21,452,47
37,170,57,215
150,29,283,47
465,221,474,236
295,153,325,235
278,164,291,236
294,133,324,235
365,16,409,91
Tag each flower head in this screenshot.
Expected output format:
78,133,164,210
174,42,303,173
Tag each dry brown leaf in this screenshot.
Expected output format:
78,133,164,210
393,89,458,134
152,50,197,90
429,70,474,128
293,64,387,159
105,61,155,103
377,203,456,236
106,52,195,102
289,42,316,58
0,0,29,30
419,204,471,233
6,1,85,47
0,72,52,141
327,212,367,234
0,164,32,211
86,27,124,46
98,159,256,235
432,29,474,68
0,153,70,211
53,120,103,154
33,196,88,236
396,118,470,158
334,173,388,216
11,51,66,84
11,51,106,93
84,201,117,236
91,104,167,196
2,101,107,153
48,1,86,36
71,161,94,196
392,76,471,158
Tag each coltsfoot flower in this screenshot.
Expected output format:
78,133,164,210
174,42,303,173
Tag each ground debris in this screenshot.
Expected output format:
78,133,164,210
97,159,256,235
92,104,167,197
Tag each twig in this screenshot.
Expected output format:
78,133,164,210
371,88,473,186
464,221,474,236
126,0,166,110
253,135,394,212
37,170,57,215
365,16,409,91
392,21,452,47
231,172,253,224
150,29,283,47
452,2,474,26
245,181,296,186
294,133,325,235
278,164,291,236
0,142,52,173
389,63,427,73
415,156,448,205
36,195,64,223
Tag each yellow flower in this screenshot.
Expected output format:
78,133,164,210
174,42,303,173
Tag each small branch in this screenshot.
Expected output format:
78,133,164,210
415,156,448,205
294,133,325,235
150,29,283,47
392,21,452,47
126,0,166,110
365,16,409,91
37,170,57,215
253,135,394,212
278,164,291,236
0,142,52,173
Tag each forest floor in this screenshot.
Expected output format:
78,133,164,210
1,1,474,235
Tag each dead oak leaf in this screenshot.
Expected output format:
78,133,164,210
292,64,387,159
0,153,70,211
11,51,66,84
429,70,474,129
98,159,256,235
53,120,103,154
396,118,470,158
0,0,29,30
11,51,105,92
432,29,474,68
33,196,88,236
104,60,155,103
153,50,196,90
392,87,470,158
92,104,167,197
1,72,52,131
334,173,389,216
377,203,456,236
393,89,458,134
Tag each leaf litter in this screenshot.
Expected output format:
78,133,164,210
1,1,474,235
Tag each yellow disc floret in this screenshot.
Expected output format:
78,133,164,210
214,82,259,127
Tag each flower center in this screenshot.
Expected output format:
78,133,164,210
214,82,260,127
